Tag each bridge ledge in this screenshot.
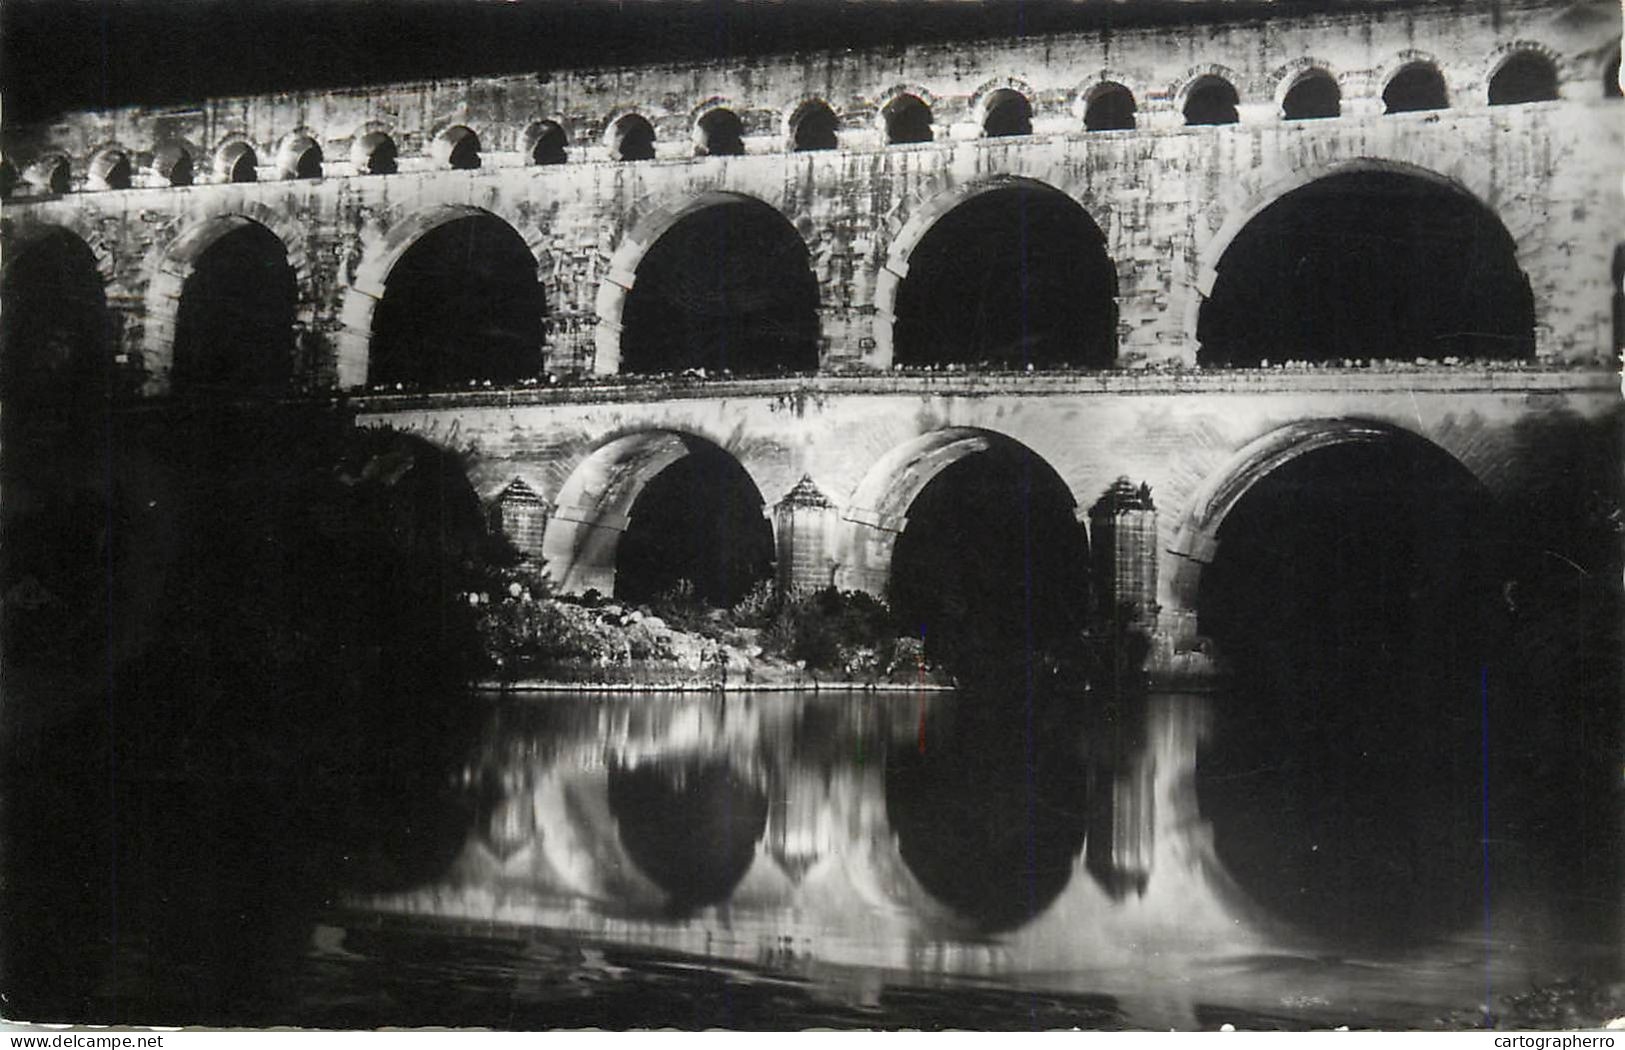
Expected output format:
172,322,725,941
334,366,1615,413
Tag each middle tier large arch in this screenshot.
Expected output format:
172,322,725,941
873,177,1119,371
593,191,821,379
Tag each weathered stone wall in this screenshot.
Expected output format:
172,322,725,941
2,0,1620,393
352,370,1619,620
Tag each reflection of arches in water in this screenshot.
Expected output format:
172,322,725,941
1190,425,1505,945
608,759,769,910
883,698,1090,932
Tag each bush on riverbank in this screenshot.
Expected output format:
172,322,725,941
469,573,935,685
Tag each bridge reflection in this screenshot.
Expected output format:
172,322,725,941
360,687,1581,1027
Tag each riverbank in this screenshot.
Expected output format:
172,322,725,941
477,678,955,693
471,582,958,694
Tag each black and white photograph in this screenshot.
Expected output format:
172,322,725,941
0,0,1621,1032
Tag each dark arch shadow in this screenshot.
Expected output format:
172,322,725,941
1283,72,1339,119
0,227,112,413
886,436,1089,673
614,441,775,608
1192,433,1511,947
891,183,1117,370
369,213,544,388
1197,170,1533,367
1489,52,1558,105
884,691,1091,933
172,220,298,394
1384,63,1448,113
618,197,819,377
608,758,769,912
1184,77,1238,125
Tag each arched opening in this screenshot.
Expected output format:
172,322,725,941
368,213,542,388
0,229,110,410
1489,52,1559,105
1197,170,1533,366
617,196,819,376
88,149,131,191
693,108,744,156
981,88,1032,137
542,431,775,608
351,132,397,175
435,126,481,170
608,758,768,911
874,430,1089,669
215,142,258,183
170,220,298,393
614,445,773,606
1607,44,1622,98
151,143,193,187
1383,62,1448,113
0,231,118,681
1282,71,1341,119
1190,428,1505,945
608,114,656,162
882,93,933,144
1183,76,1239,126
891,182,1117,370
523,121,567,165
789,99,838,151
25,156,70,195
278,136,322,179
1083,83,1136,131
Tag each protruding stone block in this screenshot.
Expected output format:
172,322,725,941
773,475,837,595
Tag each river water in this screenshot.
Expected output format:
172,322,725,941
263,684,1617,1030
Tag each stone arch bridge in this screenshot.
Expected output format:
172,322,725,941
359,367,1615,655
1,0,1620,661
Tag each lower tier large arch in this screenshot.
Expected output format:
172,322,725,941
540,430,774,606
837,427,1089,664
1173,419,1509,945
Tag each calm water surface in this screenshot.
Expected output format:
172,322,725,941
276,685,1616,1030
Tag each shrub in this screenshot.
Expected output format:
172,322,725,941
728,578,781,628
761,587,903,673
